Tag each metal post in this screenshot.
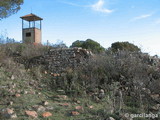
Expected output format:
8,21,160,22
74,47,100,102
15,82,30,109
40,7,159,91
29,21,31,28
22,19,24,43
22,19,24,29
40,20,42,43
40,20,42,30
34,21,35,28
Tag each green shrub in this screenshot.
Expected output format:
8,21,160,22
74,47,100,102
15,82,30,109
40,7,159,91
70,39,105,53
111,41,141,52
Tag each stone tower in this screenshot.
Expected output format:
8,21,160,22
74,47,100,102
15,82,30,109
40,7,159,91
20,13,43,44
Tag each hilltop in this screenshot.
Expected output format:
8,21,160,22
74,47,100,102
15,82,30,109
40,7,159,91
0,42,160,120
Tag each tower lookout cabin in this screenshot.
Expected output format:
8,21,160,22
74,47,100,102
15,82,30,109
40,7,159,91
20,13,43,44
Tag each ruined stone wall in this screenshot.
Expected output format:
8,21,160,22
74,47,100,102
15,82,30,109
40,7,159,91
29,48,93,73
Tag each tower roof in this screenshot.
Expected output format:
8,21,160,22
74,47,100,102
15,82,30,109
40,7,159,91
20,13,43,21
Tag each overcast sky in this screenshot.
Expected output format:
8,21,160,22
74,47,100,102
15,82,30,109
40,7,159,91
0,0,160,55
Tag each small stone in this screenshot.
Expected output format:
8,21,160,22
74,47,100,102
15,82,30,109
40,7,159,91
25,110,38,118
44,71,48,74
57,89,65,94
100,89,104,93
71,111,80,116
99,89,105,99
142,88,151,94
11,75,15,80
46,106,54,111
56,95,68,100
37,106,46,112
107,117,115,120
32,105,46,112
24,91,28,94
88,105,94,109
42,112,52,118
10,83,16,89
42,101,49,106
52,73,60,77
150,94,159,100
72,98,81,104
9,101,13,105
6,108,14,114
151,104,160,111
8,89,16,94
75,106,83,110
15,93,21,97
59,103,69,107
10,113,17,119
17,90,21,93
29,81,34,86
32,105,39,109
29,91,35,95
77,100,81,104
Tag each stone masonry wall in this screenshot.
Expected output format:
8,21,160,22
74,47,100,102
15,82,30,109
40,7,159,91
29,47,93,73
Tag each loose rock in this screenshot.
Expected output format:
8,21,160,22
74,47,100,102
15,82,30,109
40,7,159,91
45,106,54,111
37,106,46,112
75,106,83,110
25,110,38,118
107,117,115,120
42,101,49,106
71,111,80,116
11,75,15,80
59,103,69,107
42,112,52,118
15,93,21,97
56,95,68,100
0,108,16,119
88,105,94,109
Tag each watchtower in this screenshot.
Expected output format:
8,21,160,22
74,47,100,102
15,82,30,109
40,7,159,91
20,13,43,44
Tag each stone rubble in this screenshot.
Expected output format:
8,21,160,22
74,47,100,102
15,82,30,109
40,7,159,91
29,47,92,73
0,108,17,119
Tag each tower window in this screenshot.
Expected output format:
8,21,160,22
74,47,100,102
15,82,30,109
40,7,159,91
26,32,31,37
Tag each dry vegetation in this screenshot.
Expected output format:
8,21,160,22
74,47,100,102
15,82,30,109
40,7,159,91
0,43,160,120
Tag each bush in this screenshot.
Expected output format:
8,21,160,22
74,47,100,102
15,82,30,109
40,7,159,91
111,41,141,52
0,42,160,117
70,39,105,53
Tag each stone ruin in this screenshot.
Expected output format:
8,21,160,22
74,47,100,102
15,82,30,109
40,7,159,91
29,47,93,73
